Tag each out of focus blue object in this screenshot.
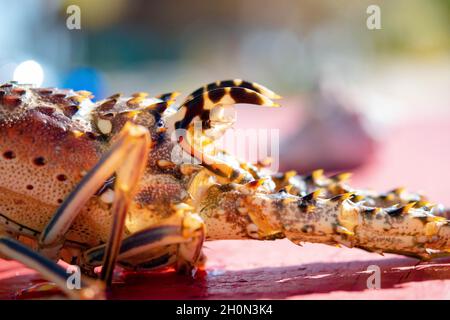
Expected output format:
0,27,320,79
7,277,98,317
61,67,106,100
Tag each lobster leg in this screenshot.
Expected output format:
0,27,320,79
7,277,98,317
182,79,282,104
175,86,279,183
39,122,151,286
81,211,205,274
155,91,180,102
0,236,103,299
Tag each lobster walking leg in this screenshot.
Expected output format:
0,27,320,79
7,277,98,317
39,122,151,286
82,211,205,274
175,86,279,183
0,236,103,299
182,79,282,104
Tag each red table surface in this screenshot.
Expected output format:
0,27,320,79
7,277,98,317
1,119,450,300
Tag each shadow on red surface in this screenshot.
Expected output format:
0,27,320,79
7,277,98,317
2,253,450,300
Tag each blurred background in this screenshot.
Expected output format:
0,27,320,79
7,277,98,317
1,0,449,197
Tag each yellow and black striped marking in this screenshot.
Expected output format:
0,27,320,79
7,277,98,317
175,87,278,130
184,79,281,103
156,91,180,102
148,100,173,114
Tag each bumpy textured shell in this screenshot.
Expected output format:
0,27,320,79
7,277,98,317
0,83,186,246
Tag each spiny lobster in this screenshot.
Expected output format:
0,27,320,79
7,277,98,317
0,79,449,299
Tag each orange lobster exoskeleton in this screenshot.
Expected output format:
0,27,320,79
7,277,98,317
0,79,448,299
